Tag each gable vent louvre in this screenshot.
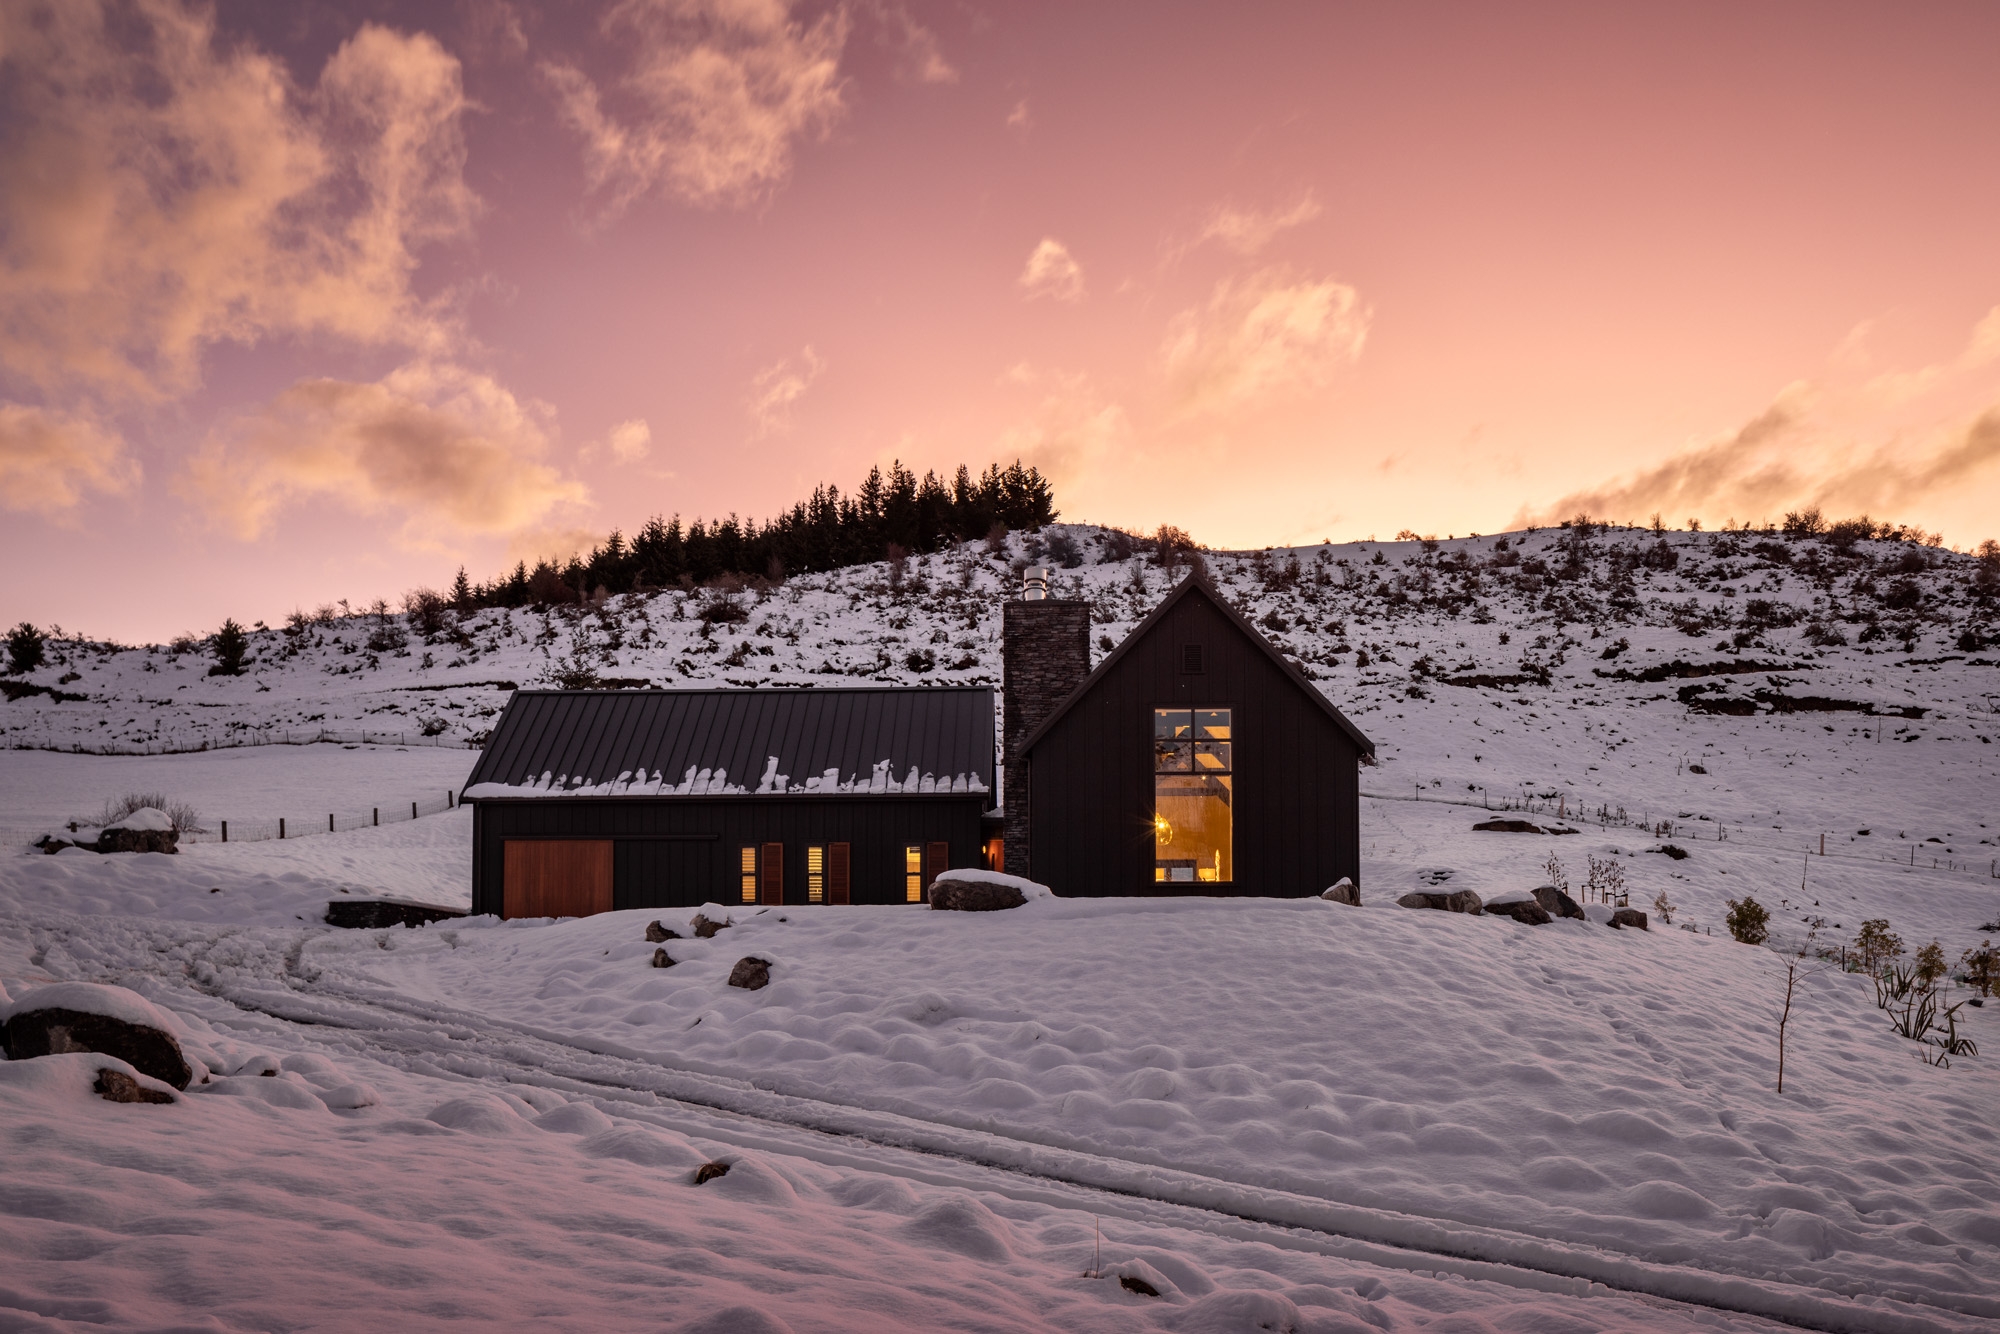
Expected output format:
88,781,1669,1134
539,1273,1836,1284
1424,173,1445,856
1181,643,1204,674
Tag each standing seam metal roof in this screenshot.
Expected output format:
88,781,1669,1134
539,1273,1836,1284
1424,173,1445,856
465,687,995,796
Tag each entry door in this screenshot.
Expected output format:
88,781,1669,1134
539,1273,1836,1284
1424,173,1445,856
503,840,613,919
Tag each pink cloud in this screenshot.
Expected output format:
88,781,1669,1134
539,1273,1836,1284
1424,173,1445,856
0,404,138,515
0,2,474,403
544,0,849,218
183,362,587,541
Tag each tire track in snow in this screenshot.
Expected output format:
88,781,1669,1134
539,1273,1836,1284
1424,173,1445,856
198,965,1982,1334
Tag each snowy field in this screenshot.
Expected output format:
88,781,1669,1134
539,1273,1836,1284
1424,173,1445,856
0,743,475,849
2,523,1998,1331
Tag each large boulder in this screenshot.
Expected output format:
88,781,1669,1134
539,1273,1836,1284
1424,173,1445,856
1397,889,1483,914
97,807,178,855
928,870,1049,912
1,983,193,1090
1481,890,1552,925
644,920,679,943
690,912,731,939
727,957,772,990
1321,878,1361,906
1610,908,1650,931
1531,885,1586,920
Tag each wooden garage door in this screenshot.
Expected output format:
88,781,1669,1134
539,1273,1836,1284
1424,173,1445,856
503,840,613,919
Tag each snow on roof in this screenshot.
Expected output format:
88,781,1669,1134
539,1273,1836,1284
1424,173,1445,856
464,687,995,802
464,754,986,800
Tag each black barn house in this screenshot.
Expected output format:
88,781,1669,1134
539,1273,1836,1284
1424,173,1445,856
1005,569,1374,898
464,569,1371,916
463,688,994,917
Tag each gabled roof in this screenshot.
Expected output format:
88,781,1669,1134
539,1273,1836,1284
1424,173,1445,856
464,686,994,799
1020,568,1374,755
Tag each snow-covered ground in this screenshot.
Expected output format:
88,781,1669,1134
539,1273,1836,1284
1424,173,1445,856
2,523,1998,1330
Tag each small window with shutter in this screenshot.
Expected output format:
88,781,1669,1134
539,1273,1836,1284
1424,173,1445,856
1181,643,1204,674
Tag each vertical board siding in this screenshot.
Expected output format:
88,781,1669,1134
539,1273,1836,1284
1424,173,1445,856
1026,585,1362,898
475,794,985,914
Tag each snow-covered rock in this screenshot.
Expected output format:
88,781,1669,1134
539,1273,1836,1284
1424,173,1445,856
1,982,192,1089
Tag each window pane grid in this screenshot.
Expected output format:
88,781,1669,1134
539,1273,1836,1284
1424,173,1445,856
807,845,825,904
1154,708,1232,884
904,845,924,903
739,846,758,903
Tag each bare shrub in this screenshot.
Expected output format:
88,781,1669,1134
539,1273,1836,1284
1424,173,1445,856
98,792,203,834
403,588,449,637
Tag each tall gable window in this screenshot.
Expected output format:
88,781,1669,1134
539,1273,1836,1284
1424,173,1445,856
1153,708,1232,883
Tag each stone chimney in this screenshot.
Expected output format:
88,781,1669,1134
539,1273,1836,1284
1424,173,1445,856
1001,567,1090,877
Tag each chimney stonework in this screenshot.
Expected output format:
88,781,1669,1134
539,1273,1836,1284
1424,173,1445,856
1001,596,1091,877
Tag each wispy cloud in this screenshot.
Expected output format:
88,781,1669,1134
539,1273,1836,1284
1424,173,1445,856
182,361,587,542
1006,100,1033,132
993,367,1128,489
747,347,824,437
607,418,653,462
0,2,475,403
544,0,849,220
1019,238,1084,303
863,0,957,84
1194,194,1322,256
1161,269,1370,415
0,404,138,516
1536,307,2000,534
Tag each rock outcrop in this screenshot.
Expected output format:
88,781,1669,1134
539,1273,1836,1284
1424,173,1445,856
1396,889,1483,914
727,957,771,990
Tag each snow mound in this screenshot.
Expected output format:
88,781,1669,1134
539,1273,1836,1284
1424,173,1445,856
0,981,176,1033
104,807,174,833
929,868,1053,899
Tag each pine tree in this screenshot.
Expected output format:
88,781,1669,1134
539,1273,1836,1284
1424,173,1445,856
210,618,248,676
449,567,472,611
5,622,44,674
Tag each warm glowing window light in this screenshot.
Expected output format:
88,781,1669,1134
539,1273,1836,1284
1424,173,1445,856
807,845,826,903
739,846,758,904
904,845,924,902
1153,708,1232,883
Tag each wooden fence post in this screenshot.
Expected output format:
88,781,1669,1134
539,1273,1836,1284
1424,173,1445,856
221,820,227,843
279,818,285,840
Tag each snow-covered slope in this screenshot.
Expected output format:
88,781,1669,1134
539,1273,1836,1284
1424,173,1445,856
6,524,1994,842
2,522,1998,1331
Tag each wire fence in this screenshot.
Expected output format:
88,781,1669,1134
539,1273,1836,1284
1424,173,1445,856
5,790,466,851
5,728,479,757
1362,785,2000,883
179,789,464,845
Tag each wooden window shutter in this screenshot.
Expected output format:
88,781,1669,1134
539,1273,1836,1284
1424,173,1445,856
761,842,784,906
924,841,949,899
828,842,850,905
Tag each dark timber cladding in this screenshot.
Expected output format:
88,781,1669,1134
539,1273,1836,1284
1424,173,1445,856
465,687,994,917
1018,570,1373,898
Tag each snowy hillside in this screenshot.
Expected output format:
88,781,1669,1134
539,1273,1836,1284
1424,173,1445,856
7,522,1996,844
3,521,1999,1332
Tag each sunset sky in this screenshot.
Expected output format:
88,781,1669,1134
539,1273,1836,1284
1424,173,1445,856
4,0,1998,643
